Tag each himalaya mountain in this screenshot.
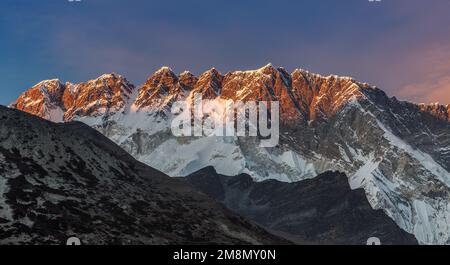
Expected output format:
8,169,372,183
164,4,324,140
184,167,417,245
10,64,450,244
0,105,287,245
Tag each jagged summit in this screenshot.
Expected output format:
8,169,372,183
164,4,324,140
11,64,450,123
191,68,224,99
155,66,173,73
292,68,355,82
419,102,450,122
179,70,193,77
240,63,274,73
34,78,62,86
10,78,66,121
256,63,275,73
12,73,135,122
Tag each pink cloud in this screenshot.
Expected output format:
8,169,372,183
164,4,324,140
397,44,450,104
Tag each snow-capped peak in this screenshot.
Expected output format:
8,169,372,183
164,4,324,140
35,78,62,86
155,66,174,74
257,62,274,71
179,70,193,77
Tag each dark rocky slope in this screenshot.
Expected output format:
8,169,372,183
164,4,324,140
0,106,286,245
185,167,418,245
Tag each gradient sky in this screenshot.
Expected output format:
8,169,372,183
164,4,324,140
1,0,450,105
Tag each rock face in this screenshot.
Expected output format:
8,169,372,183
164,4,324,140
134,67,185,111
11,79,66,122
185,167,418,245
62,73,135,121
11,74,135,122
192,68,224,100
0,106,287,245
419,103,450,122
10,64,450,244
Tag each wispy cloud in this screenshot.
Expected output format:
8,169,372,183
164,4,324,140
397,44,450,104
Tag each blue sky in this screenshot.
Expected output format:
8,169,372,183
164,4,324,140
1,0,450,104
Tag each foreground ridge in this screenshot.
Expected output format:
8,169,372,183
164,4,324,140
0,105,287,245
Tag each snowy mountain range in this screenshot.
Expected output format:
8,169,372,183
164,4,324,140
10,64,450,244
